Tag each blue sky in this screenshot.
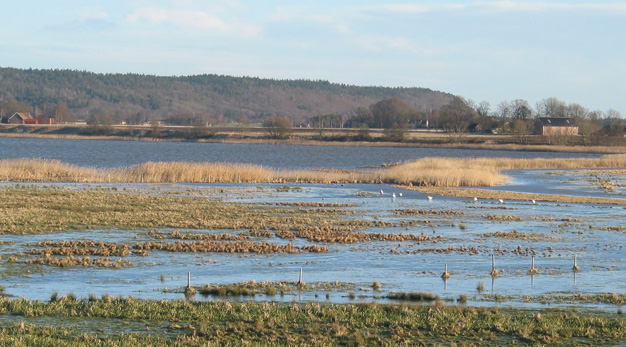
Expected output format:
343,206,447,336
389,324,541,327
1,1,624,115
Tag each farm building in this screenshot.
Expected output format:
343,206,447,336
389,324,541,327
533,117,578,136
7,112,33,124
5,112,54,124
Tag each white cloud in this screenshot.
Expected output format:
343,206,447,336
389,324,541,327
76,8,109,21
126,7,261,38
483,1,626,13
370,4,432,14
370,2,626,15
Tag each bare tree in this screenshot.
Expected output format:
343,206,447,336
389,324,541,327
539,97,567,117
512,119,531,144
497,101,512,119
439,97,475,134
511,99,532,119
567,103,589,119
476,101,491,117
264,116,292,139
53,103,72,124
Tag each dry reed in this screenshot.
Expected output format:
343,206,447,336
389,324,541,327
0,159,105,182
3,154,626,187
120,161,275,183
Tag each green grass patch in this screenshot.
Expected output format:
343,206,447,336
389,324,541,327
1,297,626,346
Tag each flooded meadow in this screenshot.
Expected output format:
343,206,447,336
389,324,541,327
1,168,626,312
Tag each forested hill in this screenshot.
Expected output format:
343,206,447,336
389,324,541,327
0,67,452,124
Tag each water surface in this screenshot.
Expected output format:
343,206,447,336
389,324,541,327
0,137,606,169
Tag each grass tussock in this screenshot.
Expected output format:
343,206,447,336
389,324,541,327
0,185,349,235
387,292,439,301
2,297,626,345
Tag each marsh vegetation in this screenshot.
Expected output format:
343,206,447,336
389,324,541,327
3,154,626,189
2,297,626,346
2,153,626,344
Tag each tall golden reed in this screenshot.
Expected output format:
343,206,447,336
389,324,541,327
120,161,275,183
0,158,105,182
2,154,626,187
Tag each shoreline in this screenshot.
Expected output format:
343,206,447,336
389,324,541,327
1,124,625,154
406,185,626,205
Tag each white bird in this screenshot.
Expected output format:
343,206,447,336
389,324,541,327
531,199,536,204
427,196,433,201
392,192,396,200
380,189,384,195
498,199,504,204
399,192,403,197
473,197,478,202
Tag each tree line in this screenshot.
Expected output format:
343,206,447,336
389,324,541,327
1,67,623,145
0,67,451,125
299,96,623,144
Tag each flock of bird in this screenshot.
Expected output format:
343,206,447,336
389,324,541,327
379,189,538,205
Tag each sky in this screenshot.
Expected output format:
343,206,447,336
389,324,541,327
0,0,625,116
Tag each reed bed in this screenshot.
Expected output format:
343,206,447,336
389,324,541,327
0,158,105,182
3,154,626,187
385,154,626,187
120,161,276,183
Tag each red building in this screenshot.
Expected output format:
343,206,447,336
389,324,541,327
7,112,55,124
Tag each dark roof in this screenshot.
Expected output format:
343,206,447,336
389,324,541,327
535,117,576,127
9,112,33,120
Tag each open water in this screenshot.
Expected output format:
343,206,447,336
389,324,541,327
0,137,624,311
0,137,606,169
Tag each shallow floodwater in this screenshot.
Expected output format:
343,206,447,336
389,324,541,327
1,169,625,311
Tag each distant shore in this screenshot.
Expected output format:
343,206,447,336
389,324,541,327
2,123,626,154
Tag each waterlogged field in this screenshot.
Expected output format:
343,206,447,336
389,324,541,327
1,169,626,313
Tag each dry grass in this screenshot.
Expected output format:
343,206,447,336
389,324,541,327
120,161,275,183
0,159,105,182
385,154,626,187
3,154,626,187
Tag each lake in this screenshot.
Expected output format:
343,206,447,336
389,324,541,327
0,137,606,169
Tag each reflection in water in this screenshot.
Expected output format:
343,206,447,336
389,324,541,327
0,176,625,310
